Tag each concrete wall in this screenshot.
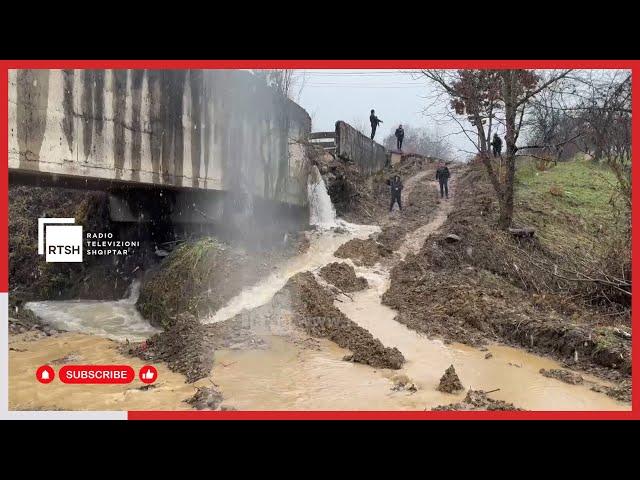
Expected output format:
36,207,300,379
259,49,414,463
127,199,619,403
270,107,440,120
334,120,388,175
8,69,312,206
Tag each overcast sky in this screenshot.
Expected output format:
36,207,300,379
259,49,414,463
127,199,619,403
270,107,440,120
297,69,473,160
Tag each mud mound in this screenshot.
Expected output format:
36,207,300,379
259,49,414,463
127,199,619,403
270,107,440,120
125,314,215,383
137,238,253,329
334,238,392,267
432,389,524,411
383,245,631,376
319,262,368,292
282,272,405,369
185,386,223,410
437,365,464,393
539,368,584,385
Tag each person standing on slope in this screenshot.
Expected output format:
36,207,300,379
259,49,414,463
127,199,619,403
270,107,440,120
435,161,450,200
388,175,403,212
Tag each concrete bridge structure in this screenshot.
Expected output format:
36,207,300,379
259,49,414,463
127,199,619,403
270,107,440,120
8,69,389,229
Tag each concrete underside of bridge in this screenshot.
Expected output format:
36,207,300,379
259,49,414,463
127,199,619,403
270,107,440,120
9,69,312,208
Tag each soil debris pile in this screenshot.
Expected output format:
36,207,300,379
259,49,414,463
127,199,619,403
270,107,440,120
281,272,405,369
334,238,392,267
137,238,252,329
591,380,631,403
136,235,306,330
319,262,368,292
185,386,224,410
125,314,215,383
432,389,524,411
539,368,584,385
437,364,464,393
391,374,418,392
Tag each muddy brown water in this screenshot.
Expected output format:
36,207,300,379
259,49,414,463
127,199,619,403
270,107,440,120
12,172,629,411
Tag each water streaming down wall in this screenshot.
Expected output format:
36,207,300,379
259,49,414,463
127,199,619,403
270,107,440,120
307,165,337,229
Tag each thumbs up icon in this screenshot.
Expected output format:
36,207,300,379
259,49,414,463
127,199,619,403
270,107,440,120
139,365,158,384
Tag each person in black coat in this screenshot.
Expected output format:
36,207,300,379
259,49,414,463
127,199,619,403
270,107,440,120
395,124,405,150
491,133,503,157
388,175,403,212
370,109,383,140
435,161,450,199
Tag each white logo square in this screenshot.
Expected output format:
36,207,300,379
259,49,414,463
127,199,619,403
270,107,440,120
45,225,83,262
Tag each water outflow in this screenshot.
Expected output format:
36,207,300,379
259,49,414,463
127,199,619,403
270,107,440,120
25,280,161,342
308,165,337,229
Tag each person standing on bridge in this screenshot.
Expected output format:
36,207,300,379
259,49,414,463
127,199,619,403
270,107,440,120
370,109,383,140
491,133,503,157
388,175,403,212
395,124,405,151
435,161,450,200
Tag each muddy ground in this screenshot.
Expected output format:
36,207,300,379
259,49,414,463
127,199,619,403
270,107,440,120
381,164,631,386
319,262,368,292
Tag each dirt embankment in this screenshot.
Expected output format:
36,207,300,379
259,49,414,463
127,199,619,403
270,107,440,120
282,272,405,369
319,262,368,292
334,238,393,267
136,234,309,329
318,153,439,229
124,314,215,383
382,163,631,382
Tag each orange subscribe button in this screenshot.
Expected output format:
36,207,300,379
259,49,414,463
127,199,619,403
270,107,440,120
59,365,136,384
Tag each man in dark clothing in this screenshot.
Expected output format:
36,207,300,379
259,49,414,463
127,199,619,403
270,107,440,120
435,162,450,199
491,133,503,157
395,124,405,150
388,175,403,212
370,109,383,140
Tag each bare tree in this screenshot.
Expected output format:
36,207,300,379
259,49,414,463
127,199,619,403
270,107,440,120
382,124,453,160
252,69,306,101
420,69,572,229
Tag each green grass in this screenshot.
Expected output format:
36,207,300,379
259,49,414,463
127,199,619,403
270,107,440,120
514,156,622,255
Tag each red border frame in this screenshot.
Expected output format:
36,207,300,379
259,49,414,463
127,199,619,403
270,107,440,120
1,59,637,420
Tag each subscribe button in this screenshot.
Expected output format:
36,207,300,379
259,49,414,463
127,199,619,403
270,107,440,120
58,365,136,384
37,364,158,384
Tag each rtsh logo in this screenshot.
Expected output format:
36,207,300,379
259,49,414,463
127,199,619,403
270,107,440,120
38,218,83,263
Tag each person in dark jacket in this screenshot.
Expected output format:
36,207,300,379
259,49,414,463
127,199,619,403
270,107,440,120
435,162,450,199
395,124,405,150
388,175,403,212
491,133,503,157
370,109,383,140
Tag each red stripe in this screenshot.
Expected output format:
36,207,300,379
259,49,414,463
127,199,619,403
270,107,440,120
1,60,637,418
1,60,639,69
1,65,7,292
632,65,639,414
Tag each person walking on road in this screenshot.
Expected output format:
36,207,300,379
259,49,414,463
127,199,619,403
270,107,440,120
388,175,403,212
435,161,450,200
370,109,383,140
395,124,405,150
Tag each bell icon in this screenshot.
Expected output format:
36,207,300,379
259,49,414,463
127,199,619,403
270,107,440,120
41,370,50,380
